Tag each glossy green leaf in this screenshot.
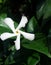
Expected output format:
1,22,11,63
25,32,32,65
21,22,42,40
0,26,12,34
22,37,51,58
27,17,39,33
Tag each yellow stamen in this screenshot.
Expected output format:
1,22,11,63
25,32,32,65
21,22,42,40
16,31,19,34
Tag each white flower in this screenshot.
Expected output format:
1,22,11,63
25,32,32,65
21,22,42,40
0,16,35,50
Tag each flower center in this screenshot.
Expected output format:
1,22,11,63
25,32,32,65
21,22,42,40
16,31,19,34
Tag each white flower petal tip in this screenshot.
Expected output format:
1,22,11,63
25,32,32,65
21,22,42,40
4,18,15,32
14,41,20,50
26,34,35,41
20,16,28,27
14,34,20,50
31,34,35,40
16,16,28,30
20,31,35,41
4,18,14,26
0,33,15,40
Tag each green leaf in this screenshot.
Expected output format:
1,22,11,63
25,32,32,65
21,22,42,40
37,0,51,19
22,37,51,58
0,26,11,34
27,17,39,33
28,53,40,65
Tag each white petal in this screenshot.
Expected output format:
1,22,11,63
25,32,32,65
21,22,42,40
16,16,28,30
4,18,15,32
14,34,20,50
20,30,35,41
0,33,16,40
